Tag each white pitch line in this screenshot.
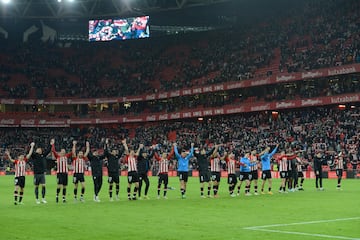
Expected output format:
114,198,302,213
244,217,360,230
249,228,360,240
243,217,360,240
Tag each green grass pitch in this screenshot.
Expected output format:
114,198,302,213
1,175,359,240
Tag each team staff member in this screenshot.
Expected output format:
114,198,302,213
5,144,33,205
259,144,278,195
51,139,75,203
27,139,53,204
137,146,154,199
104,138,124,201
72,141,89,202
87,142,105,202
174,142,194,199
194,144,217,198
313,152,324,191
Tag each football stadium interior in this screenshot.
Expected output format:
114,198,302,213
0,0,359,240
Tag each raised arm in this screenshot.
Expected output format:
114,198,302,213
136,144,144,156
268,144,279,158
205,146,216,158
104,138,110,157
154,151,161,161
51,139,59,158
173,143,181,159
167,146,175,160
84,141,90,158
185,143,195,160
147,145,155,159
72,140,77,158
212,144,221,158
258,148,267,157
26,142,35,159
122,139,129,155
43,139,54,157
5,150,15,163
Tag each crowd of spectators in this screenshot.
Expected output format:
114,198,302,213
0,0,359,100
0,107,359,172
1,67,358,119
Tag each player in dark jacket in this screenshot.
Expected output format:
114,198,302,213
87,141,106,202
137,145,154,199
27,139,53,204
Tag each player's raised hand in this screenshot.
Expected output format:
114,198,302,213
30,142,35,147
86,141,90,147
191,143,195,147
121,139,126,145
73,140,77,145
50,139,55,145
139,143,144,149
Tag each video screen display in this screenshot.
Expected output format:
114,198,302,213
89,16,150,42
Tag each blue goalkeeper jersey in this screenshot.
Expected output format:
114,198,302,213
174,146,194,172
260,146,278,171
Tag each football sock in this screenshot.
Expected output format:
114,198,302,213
42,186,46,198
14,190,18,202
116,185,119,196
144,178,150,195
35,187,39,199
109,185,113,198
19,191,23,202
164,184,168,196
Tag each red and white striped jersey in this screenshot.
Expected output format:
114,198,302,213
226,157,236,174
158,158,169,173
250,155,258,171
14,159,27,177
51,145,72,173
210,157,221,172
277,155,288,172
335,157,344,170
296,157,303,172
73,157,87,174
126,155,138,172
154,153,170,174
56,156,70,173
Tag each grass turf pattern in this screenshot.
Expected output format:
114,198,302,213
0,176,359,240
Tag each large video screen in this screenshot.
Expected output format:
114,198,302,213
89,16,150,42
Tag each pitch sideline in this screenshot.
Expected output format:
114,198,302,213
243,217,360,240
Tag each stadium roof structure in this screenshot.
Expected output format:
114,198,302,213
0,0,233,19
